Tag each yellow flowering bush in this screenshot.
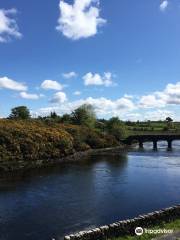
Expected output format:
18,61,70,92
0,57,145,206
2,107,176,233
0,120,119,171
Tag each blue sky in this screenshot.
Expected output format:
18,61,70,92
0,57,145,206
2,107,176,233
0,0,180,120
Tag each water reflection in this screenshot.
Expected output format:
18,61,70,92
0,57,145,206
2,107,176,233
0,143,179,240
133,140,180,153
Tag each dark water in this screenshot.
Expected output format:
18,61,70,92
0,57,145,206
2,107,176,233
0,141,180,240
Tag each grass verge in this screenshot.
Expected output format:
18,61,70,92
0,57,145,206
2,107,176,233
110,219,180,240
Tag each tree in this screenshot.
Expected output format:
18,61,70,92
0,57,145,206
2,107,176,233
166,117,173,130
71,104,96,128
9,106,31,120
61,114,72,124
50,111,58,119
166,117,173,123
147,120,151,126
106,117,127,140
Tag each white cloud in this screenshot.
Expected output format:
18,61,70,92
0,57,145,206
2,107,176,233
0,76,27,91
36,96,135,118
142,110,174,121
83,72,114,87
20,92,43,100
74,91,81,95
32,81,180,121
139,94,166,108
124,94,134,99
56,0,106,40
41,80,63,90
63,71,77,79
115,98,135,110
124,113,142,122
50,91,67,103
33,85,180,120
123,110,174,122
160,0,168,11
0,8,22,43
139,82,180,108
164,82,180,104
32,80,180,121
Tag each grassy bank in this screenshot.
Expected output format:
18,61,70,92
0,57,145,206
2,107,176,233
0,119,120,172
125,120,180,133
110,219,180,240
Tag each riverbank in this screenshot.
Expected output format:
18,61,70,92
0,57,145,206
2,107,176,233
64,205,180,240
0,146,126,179
0,119,125,173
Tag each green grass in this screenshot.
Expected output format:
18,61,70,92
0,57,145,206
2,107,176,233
126,121,180,133
110,219,180,240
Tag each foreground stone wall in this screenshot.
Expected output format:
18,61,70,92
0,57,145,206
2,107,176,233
64,205,180,240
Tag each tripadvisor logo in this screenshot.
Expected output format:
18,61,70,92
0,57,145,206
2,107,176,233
135,227,144,236
135,227,174,236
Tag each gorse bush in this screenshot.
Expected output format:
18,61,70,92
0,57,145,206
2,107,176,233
0,120,73,160
0,119,119,171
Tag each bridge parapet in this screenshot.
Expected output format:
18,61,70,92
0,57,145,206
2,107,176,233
123,133,180,150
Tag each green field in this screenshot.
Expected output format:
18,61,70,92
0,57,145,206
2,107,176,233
125,121,180,133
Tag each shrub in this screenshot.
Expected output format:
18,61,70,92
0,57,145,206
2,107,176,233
0,120,120,171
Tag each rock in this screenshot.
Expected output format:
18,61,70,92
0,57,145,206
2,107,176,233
64,236,71,240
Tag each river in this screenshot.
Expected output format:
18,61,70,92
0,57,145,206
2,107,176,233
0,141,180,240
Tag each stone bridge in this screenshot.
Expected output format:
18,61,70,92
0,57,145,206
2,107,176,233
122,132,180,150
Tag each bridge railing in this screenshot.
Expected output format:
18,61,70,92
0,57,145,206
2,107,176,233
126,130,180,137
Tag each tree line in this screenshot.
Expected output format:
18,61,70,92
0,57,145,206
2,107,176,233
7,105,176,140
7,104,128,140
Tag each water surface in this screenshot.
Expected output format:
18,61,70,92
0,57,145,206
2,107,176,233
0,141,180,240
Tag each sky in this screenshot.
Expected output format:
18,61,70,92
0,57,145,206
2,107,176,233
1,0,180,121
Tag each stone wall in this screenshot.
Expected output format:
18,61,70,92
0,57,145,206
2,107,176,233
64,205,180,240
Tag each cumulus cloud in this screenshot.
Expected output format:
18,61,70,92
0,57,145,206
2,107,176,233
63,71,77,79
0,8,22,43
124,94,134,99
163,82,180,104
139,82,180,108
36,96,135,118
83,72,114,87
50,91,67,103
20,92,43,100
124,110,174,122
142,110,174,121
56,0,106,40
124,113,142,122
74,91,81,95
139,94,166,108
0,76,27,91
160,0,168,11
32,81,180,121
41,80,63,90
